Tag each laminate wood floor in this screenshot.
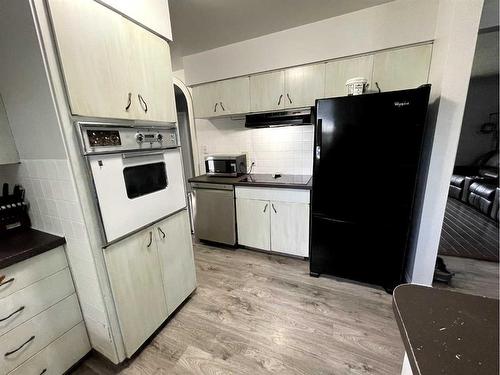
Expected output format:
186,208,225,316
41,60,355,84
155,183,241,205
73,243,406,375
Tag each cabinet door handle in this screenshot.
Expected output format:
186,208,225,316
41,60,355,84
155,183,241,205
271,203,277,213
5,335,35,357
40,369,47,375
286,93,292,104
138,94,148,113
375,82,381,93
0,277,14,287
125,92,132,111
147,231,152,247
263,203,268,213
0,306,25,322
157,227,166,239
219,102,225,111
277,94,283,106
213,102,218,112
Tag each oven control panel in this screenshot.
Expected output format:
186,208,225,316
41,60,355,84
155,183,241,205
79,123,178,155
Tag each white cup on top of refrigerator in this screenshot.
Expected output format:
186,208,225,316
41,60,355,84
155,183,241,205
346,77,369,96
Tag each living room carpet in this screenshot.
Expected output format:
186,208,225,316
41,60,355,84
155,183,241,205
438,197,499,262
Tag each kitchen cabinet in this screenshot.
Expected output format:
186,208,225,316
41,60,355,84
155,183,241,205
155,210,197,315
284,63,325,108
48,0,176,123
104,228,168,356
372,44,432,92
250,70,285,112
236,187,310,257
236,198,271,251
325,55,374,98
192,77,250,118
0,94,19,165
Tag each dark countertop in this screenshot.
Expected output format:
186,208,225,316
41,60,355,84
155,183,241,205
393,284,499,375
0,228,66,269
188,174,312,190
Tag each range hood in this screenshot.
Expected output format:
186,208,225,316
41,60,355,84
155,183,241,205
245,107,314,128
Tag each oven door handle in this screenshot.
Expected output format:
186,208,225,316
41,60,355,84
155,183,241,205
122,151,165,159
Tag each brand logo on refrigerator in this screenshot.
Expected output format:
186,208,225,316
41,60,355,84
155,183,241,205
394,101,410,107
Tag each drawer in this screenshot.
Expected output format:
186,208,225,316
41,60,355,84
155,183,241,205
0,268,75,336
0,294,82,374
0,247,67,299
235,186,310,204
8,322,90,375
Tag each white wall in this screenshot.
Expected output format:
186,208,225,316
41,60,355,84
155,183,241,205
196,119,314,175
406,0,484,285
96,0,172,40
0,0,66,160
183,0,438,85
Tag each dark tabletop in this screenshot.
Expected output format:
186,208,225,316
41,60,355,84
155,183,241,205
393,284,499,375
0,228,66,269
188,174,312,190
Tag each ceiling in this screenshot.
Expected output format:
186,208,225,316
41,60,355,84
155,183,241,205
168,0,393,70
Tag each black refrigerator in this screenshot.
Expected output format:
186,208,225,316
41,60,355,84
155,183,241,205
310,85,431,291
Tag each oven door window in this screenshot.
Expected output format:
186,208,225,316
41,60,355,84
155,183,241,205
123,162,168,199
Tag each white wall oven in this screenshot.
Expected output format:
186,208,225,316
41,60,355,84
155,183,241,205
78,122,186,244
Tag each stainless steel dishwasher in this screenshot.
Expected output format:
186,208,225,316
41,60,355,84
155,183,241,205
191,182,236,245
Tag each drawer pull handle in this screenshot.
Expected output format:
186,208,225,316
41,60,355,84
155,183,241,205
5,335,35,357
219,102,225,111
0,306,25,322
272,203,277,214
147,231,152,247
157,227,166,239
263,203,268,213
0,277,14,287
40,369,47,375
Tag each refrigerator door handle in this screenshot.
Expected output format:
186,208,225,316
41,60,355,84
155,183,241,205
315,145,321,160
315,118,322,160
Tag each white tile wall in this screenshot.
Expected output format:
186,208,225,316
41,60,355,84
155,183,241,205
0,159,114,359
195,118,314,175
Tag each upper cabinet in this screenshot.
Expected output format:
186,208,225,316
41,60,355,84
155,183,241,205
47,0,176,123
372,44,432,93
0,94,19,165
284,63,325,108
191,44,432,118
325,55,374,98
192,77,250,118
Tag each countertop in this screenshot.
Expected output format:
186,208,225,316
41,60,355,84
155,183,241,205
393,284,499,375
0,228,66,269
188,174,312,190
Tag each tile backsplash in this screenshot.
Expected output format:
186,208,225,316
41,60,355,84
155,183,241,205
195,118,314,175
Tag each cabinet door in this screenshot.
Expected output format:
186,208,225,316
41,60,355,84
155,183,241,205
47,0,133,120
0,94,19,165
270,201,309,257
372,44,432,92
325,55,374,98
284,63,325,108
104,228,167,357
250,70,285,112
236,198,270,250
155,210,197,315
218,77,250,115
192,82,220,118
128,22,176,123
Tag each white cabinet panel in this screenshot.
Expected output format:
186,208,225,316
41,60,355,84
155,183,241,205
104,228,168,357
325,55,374,98
219,76,250,115
236,198,271,251
235,186,310,204
0,246,67,299
192,82,219,118
250,70,285,112
48,0,133,120
270,201,309,257
372,44,432,92
9,322,90,375
155,210,197,315
284,63,325,108
0,268,74,337
0,94,19,165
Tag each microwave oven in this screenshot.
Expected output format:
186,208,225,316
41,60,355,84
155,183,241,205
205,154,247,177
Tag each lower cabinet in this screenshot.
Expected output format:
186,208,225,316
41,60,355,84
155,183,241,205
104,209,196,358
236,187,310,257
